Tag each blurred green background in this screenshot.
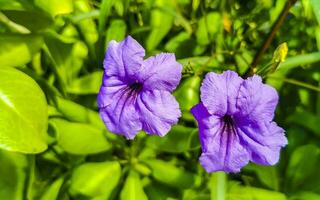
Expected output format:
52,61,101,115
1,0,320,199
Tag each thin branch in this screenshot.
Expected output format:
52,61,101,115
245,0,298,76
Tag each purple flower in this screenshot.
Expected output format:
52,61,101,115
97,36,182,139
191,70,287,173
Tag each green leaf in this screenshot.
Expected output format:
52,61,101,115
146,125,199,153
145,181,178,200
120,170,148,200
286,144,320,189
34,0,73,17
49,118,111,155
99,0,114,33
196,12,222,46
244,164,279,190
70,161,121,199
0,67,48,153
74,0,99,46
0,34,43,67
67,71,103,94
2,10,53,32
287,111,320,137
146,0,175,51
105,19,127,46
40,177,64,200
144,159,197,189
0,150,27,200
227,184,287,200
310,0,320,24
55,97,105,129
290,192,320,200
44,33,87,85
174,76,201,111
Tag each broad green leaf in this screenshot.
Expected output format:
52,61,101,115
0,67,48,153
74,0,98,47
144,159,197,189
196,12,222,46
44,33,87,85
287,111,320,137
146,0,175,51
99,0,114,33
310,0,320,24
145,181,178,200
0,150,27,200
174,76,201,121
40,177,64,200
146,125,198,153
244,164,279,190
49,118,111,155
34,0,73,17
227,185,286,200
70,161,121,199
55,97,105,129
0,34,43,67
290,192,320,200
2,10,53,32
286,144,319,189
105,19,127,46
120,170,148,200
67,71,103,94
209,172,226,200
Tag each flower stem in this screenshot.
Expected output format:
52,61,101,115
245,0,297,77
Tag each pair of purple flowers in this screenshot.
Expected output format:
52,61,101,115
97,36,287,173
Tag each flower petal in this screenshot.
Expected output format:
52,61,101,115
136,90,181,136
191,103,250,173
236,75,279,122
200,71,243,116
98,80,142,139
237,121,287,165
97,73,127,108
137,53,182,92
103,36,145,79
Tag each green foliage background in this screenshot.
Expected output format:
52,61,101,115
0,0,320,199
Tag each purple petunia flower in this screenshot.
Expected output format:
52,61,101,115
97,36,182,139
191,70,287,173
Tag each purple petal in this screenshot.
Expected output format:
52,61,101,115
98,78,142,139
236,75,279,123
103,36,145,79
191,103,250,173
200,71,243,117
237,121,287,165
136,90,181,136
137,53,182,92
97,73,127,108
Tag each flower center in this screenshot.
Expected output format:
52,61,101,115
223,115,234,125
129,81,143,92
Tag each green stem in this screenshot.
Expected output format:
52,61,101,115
268,75,320,92
0,12,30,34
246,0,297,76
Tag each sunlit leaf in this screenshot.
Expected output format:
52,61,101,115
67,71,103,95
70,161,121,199
227,184,286,200
49,118,111,155
0,34,43,68
146,125,199,153
34,0,73,17
120,170,148,200
0,67,48,153
0,150,26,200
144,159,197,189
40,177,64,200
